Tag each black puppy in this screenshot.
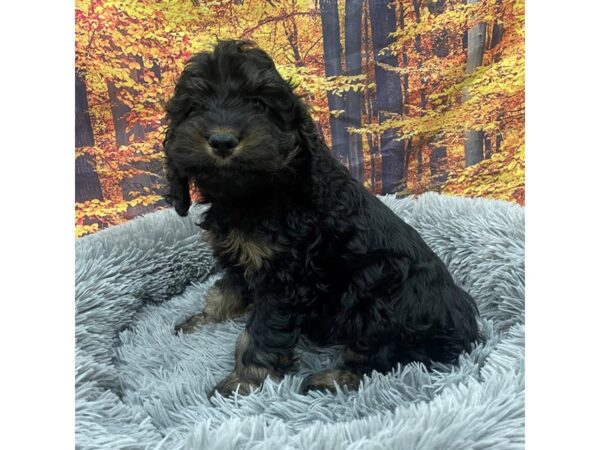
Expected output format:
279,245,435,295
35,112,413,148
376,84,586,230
164,40,479,396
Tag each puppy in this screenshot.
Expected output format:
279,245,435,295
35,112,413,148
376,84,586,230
164,40,479,396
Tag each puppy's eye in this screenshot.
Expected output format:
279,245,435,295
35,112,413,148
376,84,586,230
251,98,267,112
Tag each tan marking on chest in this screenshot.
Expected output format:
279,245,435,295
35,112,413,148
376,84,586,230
209,229,278,277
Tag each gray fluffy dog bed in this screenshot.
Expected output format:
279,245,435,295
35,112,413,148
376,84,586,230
75,193,524,449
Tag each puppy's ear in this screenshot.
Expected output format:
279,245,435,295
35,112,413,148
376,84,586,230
165,163,191,217
295,102,326,158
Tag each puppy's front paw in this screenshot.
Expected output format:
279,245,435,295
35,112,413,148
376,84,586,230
209,373,258,398
300,369,360,394
175,313,212,334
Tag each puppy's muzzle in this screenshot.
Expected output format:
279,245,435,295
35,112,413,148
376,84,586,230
208,133,239,158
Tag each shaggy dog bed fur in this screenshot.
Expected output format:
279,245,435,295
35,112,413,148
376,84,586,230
75,193,524,449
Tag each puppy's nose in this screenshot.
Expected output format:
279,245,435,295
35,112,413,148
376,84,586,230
208,133,239,158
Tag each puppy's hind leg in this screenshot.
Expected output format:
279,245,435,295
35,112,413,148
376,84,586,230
176,272,250,333
300,348,366,394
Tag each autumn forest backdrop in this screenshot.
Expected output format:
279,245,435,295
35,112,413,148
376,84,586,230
75,0,524,237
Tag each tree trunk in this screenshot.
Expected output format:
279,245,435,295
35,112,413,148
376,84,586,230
107,80,130,147
344,0,364,183
495,133,503,153
490,21,504,49
465,130,484,166
489,0,505,54
107,75,155,218
319,0,349,166
398,3,409,114
363,0,379,190
412,0,422,53
427,0,448,187
368,0,405,194
430,146,448,187
428,0,449,57
75,71,104,203
109,56,160,199
412,0,426,184
484,135,492,159
143,61,168,207
463,0,486,167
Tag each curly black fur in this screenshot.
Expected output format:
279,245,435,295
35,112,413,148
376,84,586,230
164,40,479,396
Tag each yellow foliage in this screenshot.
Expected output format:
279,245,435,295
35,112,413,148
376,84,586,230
75,194,165,237
442,130,525,204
